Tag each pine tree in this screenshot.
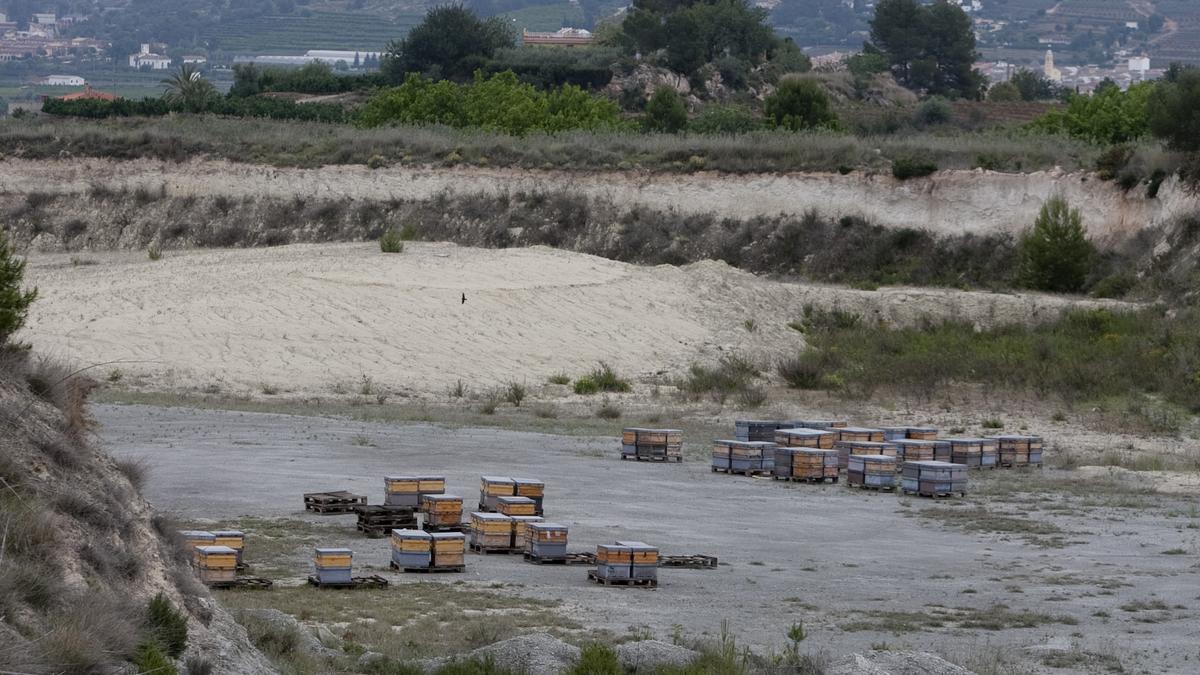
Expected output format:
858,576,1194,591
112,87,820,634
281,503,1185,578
1018,197,1095,293
0,231,38,344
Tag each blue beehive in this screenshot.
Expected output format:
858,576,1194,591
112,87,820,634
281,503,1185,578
595,544,632,580
391,529,432,569
313,547,353,584
616,540,659,581
527,522,568,559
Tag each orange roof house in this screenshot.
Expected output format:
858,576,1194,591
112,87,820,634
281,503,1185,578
59,84,118,101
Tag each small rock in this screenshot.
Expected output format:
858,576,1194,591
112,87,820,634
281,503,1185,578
358,651,387,669
315,624,341,649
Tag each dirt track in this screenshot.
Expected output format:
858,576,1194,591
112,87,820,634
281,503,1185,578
98,403,1200,674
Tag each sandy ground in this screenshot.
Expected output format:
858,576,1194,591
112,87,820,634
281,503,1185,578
3,158,1196,243
23,243,1129,396
97,403,1200,674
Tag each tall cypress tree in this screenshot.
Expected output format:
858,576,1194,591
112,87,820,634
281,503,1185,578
0,231,38,345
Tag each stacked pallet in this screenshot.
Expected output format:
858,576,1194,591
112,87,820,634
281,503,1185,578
592,542,659,586
836,427,886,442
313,547,353,585
620,428,683,462
991,435,1044,467
711,440,775,475
834,440,897,470
945,438,999,469
891,439,936,464
902,461,968,497
194,545,238,585
354,505,418,538
793,420,848,430
497,496,538,517
303,490,367,513
431,532,466,570
735,420,792,442
469,512,515,552
510,515,545,549
847,454,897,490
514,478,545,515
391,529,433,569
782,446,840,478
525,522,569,561
213,530,245,565
774,428,836,448
421,494,464,530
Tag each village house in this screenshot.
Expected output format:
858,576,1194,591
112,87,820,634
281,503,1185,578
129,43,171,69
40,74,85,86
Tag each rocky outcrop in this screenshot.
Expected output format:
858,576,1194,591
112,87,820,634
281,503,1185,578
827,650,976,675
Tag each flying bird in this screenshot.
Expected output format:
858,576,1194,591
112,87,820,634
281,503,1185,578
461,293,466,305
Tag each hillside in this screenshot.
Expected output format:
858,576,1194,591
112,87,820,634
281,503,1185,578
0,351,274,673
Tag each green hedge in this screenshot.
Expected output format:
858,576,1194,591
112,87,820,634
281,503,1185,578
42,95,348,123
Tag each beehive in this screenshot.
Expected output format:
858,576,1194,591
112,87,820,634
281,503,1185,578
418,475,445,493
991,435,1044,467
774,428,836,449
469,512,514,549
595,544,633,580
479,476,516,511
513,478,545,514
313,547,353,585
212,530,245,564
881,427,909,441
384,475,421,507
495,495,535,517
621,428,683,461
713,440,774,472
847,454,897,488
906,427,938,440
431,532,466,568
836,427,886,443
735,420,790,443
835,440,897,470
902,461,968,497
945,438,999,469
391,529,432,569
510,515,544,548
790,448,839,480
892,439,936,464
794,420,848,429
180,530,216,552
615,540,659,581
194,545,238,584
932,440,951,462
421,494,464,527
772,446,796,478
526,522,569,559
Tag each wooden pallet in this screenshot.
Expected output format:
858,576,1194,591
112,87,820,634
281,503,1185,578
587,570,658,587
304,490,367,513
848,483,897,492
424,523,469,534
772,475,838,484
207,577,273,590
357,523,410,539
524,552,596,565
389,561,465,574
470,543,521,555
711,467,770,476
659,554,718,569
306,575,389,589
621,455,683,463
901,489,967,499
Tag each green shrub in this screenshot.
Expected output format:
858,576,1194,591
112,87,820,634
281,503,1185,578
1091,272,1136,299
573,376,599,395
503,381,526,407
380,228,405,253
433,656,517,675
132,640,177,675
567,644,622,675
891,156,938,180
777,353,825,389
1018,196,1094,293
548,373,571,385
0,231,38,345
1146,65,1200,152
765,78,836,131
1028,82,1153,144
913,97,953,127
643,87,688,134
595,401,621,419
147,245,163,261
690,104,762,135
146,592,188,658
575,362,631,395
679,355,758,403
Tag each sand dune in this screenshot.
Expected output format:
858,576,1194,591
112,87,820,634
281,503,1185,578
22,242,1125,395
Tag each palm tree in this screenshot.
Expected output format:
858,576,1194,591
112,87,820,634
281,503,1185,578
161,63,216,109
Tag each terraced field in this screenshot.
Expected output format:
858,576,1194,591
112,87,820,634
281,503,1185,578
204,11,420,53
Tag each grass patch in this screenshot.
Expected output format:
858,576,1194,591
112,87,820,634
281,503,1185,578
677,355,758,404
840,604,1076,634
573,362,631,396
1040,648,1124,672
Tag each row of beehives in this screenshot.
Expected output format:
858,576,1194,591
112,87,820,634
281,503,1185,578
181,530,245,585
375,475,546,530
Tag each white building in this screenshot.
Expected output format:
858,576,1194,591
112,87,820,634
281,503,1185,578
1043,49,1062,82
1129,56,1151,74
41,74,85,86
129,43,171,69
33,13,56,25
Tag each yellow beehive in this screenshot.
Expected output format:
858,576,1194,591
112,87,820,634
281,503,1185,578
497,496,537,516
422,494,463,514
386,476,419,494
837,427,885,443
391,529,433,552
313,548,353,567
481,476,515,495
470,512,513,535
510,515,544,547
529,524,568,544
180,530,216,551
906,427,938,440
596,544,633,565
775,429,836,449
616,541,659,564
431,532,466,567
194,545,238,570
417,476,446,493
514,479,544,498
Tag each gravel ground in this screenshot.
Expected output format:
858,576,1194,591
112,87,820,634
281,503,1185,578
97,403,1200,674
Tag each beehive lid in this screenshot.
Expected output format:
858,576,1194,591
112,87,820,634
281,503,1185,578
195,545,237,555
180,530,215,539
840,426,883,433
777,428,833,437
529,522,567,531
614,540,657,551
512,478,544,486
597,544,632,553
990,434,1040,441
481,475,515,483
737,419,783,426
471,512,512,521
839,441,891,448
892,439,932,446
849,454,894,461
497,496,535,504
907,426,937,433
430,532,466,541
908,460,960,468
941,437,990,443
212,530,243,537
624,427,681,433
424,494,461,502
416,474,445,480
510,515,544,522
314,547,353,555
392,528,432,539
385,475,419,481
